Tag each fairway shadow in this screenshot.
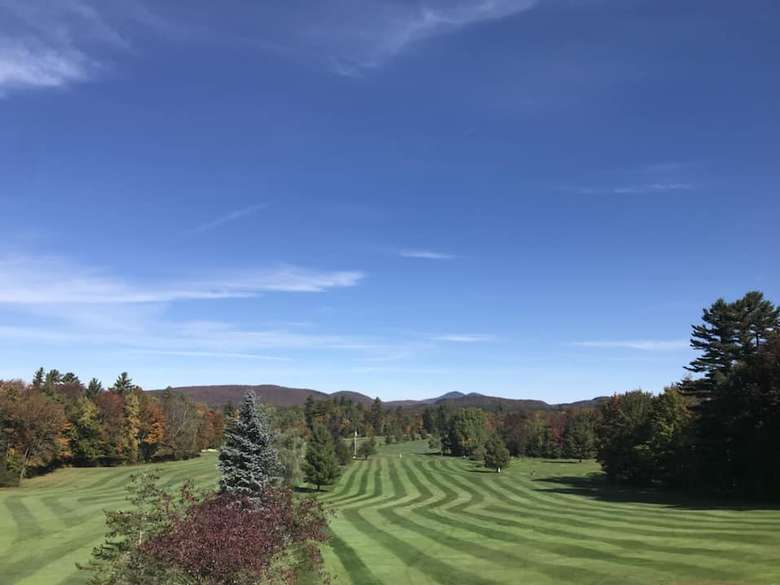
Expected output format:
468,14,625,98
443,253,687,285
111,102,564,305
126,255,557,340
293,485,320,494
540,473,780,511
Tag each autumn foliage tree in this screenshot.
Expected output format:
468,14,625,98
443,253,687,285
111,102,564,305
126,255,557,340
1,370,223,482
142,490,328,585
0,383,67,481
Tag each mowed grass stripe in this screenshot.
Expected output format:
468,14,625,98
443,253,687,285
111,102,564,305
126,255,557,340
463,466,772,566
434,459,779,542
340,458,514,585
327,534,383,585
330,442,776,582
436,457,778,531
337,456,510,585
438,462,751,583
5,495,46,545
319,458,362,503
337,458,391,511
4,442,780,585
340,508,502,585
0,453,221,585
409,457,653,585
439,457,780,528
323,458,374,506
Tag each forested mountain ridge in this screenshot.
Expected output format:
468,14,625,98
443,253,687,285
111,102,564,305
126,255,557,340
148,384,607,411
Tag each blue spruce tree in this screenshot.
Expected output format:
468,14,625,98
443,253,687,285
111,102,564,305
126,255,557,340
218,391,279,499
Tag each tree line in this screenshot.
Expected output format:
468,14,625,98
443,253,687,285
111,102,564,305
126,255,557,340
598,291,780,498
0,370,224,485
3,289,776,497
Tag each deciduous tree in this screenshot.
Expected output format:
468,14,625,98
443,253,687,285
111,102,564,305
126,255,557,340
483,434,510,472
0,387,67,481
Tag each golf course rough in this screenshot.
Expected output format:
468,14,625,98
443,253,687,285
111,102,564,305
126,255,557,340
2,440,779,585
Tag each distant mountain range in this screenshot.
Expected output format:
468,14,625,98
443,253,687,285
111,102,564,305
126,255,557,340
148,384,607,411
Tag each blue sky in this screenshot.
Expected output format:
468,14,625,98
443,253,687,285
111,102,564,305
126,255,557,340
0,0,778,401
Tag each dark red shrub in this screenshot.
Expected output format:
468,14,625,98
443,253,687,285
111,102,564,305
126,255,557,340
141,487,328,584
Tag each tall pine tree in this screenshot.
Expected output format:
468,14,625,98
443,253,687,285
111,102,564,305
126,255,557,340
111,372,136,396
685,292,780,396
218,391,279,499
304,423,340,491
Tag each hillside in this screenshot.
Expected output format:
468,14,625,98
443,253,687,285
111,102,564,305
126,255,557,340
147,384,328,408
148,384,606,411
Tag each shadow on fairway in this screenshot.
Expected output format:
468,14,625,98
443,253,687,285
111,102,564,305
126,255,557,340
540,473,780,511
293,485,321,494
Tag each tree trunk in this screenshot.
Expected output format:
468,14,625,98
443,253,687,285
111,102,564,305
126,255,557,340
18,447,31,483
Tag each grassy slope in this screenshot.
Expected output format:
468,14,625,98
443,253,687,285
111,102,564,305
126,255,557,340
322,441,780,585
2,442,779,585
0,455,218,585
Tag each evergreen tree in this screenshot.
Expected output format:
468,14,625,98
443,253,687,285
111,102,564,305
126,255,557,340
32,367,45,389
304,395,316,431
686,292,780,393
369,397,384,435
333,435,351,466
357,436,377,460
483,434,510,472
222,400,236,420
734,291,780,355
43,369,62,394
218,391,280,499
111,372,136,396
687,298,741,383
303,423,340,491
62,372,80,385
86,378,103,400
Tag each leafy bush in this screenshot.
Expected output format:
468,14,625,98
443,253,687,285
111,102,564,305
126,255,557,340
82,471,329,585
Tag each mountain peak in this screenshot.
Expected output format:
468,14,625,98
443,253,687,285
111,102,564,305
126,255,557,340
434,391,465,401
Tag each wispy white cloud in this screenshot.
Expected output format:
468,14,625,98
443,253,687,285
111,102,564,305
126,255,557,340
274,0,539,76
0,1,539,92
128,349,293,361
0,43,91,90
0,255,364,304
573,340,689,351
433,334,496,343
0,0,167,93
0,319,420,363
400,249,455,260
188,204,267,234
577,183,694,195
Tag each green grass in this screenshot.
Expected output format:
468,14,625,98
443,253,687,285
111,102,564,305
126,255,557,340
0,455,219,585
321,441,780,585
2,442,779,585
